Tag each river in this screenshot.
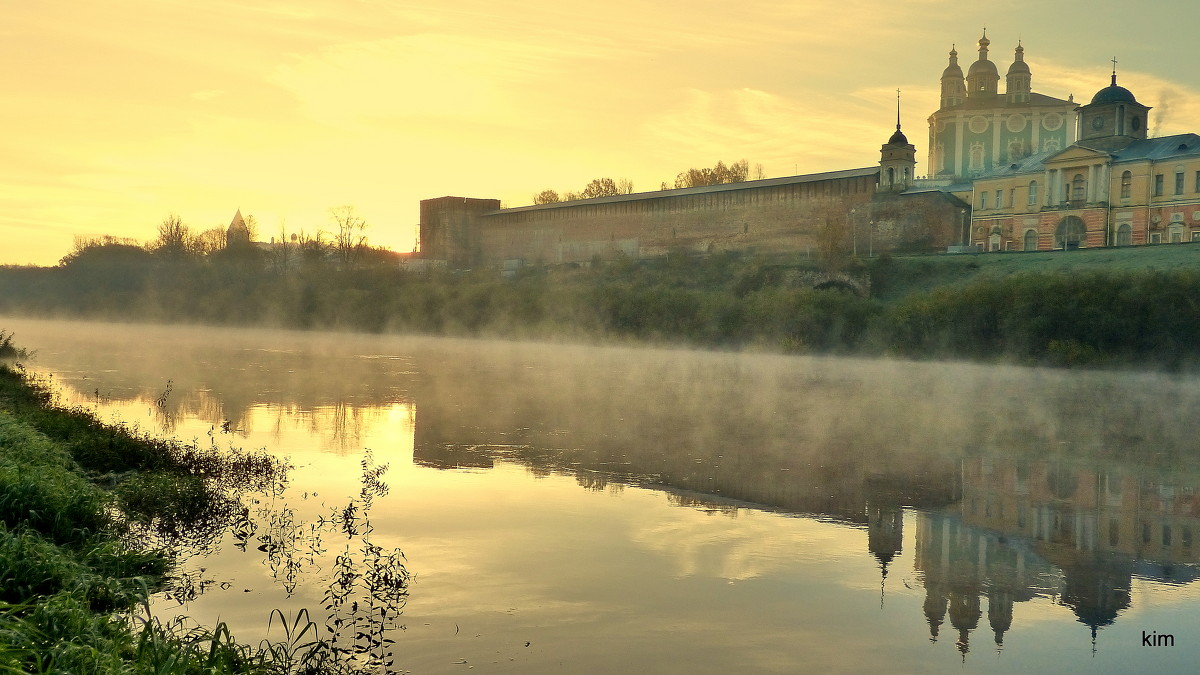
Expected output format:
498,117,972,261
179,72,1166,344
3,316,1200,673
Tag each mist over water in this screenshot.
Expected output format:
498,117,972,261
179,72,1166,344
5,315,1200,673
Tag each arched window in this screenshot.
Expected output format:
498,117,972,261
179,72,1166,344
1028,180,1039,205
1120,171,1132,199
887,167,895,185
1071,174,1087,202
1117,223,1132,246
969,144,984,172
1024,229,1038,251
1055,216,1086,250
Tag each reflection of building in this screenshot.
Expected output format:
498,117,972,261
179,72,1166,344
915,510,1059,655
923,454,1200,647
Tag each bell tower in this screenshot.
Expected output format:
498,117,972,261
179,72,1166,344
879,90,917,193
1076,59,1150,151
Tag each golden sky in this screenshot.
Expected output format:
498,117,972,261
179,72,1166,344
3,0,1198,265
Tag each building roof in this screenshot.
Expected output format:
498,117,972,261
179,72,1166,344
1090,83,1137,105
936,91,1074,113
972,133,1200,180
491,167,880,215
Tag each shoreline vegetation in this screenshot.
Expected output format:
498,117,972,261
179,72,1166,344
2,241,1200,369
0,359,361,674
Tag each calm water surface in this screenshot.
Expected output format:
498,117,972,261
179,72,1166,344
4,317,1200,673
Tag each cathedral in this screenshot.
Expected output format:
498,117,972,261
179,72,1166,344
417,34,1200,266
928,33,1078,178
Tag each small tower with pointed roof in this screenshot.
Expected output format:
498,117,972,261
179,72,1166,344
226,209,251,248
879,91,916,192
940,45,966,109
1005,42,1031,103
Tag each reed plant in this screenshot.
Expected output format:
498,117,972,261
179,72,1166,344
0,361,368,674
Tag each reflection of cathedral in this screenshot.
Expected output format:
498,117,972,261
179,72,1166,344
905,454,1200,656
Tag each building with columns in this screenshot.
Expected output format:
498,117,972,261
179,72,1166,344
928,32,1079,179
967,72,1200,251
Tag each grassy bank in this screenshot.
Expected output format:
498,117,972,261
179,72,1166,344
4,242,1200,367
0,361,353,674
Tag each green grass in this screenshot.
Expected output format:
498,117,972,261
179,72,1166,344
0,362,364,674
870,241,1200,300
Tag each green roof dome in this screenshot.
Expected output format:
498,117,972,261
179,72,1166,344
1091,83,1137,105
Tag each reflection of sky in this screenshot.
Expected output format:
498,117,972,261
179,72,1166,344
8,316,1200,672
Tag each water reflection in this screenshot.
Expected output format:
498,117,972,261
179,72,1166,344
6,317,1200,670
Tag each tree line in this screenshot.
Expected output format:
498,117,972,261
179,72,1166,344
531,159,765,205
3,245,1199,369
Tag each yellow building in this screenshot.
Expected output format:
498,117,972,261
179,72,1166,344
967,74,1200,251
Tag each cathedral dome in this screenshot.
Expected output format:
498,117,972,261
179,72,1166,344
1091,83,1137,105
888,128,909,145
1007,59,1029,75
968,58,999,79
942,47,964,79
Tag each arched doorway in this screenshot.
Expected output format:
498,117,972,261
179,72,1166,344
1023,229,1038,251
1116,223,1132,246
1055,216,1086,250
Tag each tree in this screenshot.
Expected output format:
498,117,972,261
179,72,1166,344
533,189,561,204
813,200,851,271
581,178,622,199
153,214,196,257
673,159,752,188
330,206,369,267
194,227,227,255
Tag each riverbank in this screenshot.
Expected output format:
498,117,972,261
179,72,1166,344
3,244,1200,368
0,361,351,674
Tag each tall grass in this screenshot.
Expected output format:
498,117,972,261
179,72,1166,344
0,362,370,674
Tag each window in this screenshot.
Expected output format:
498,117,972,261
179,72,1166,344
1072,174,1087,201
1028,180,1039,205
969,144,984,172
1024,229,1038,251
1176,172,1185,195
1155,174,1164,196
1120,171,1132,199
995,189,1004,208
1109,519,1120,547
980,192,988,209
1164,524,1173,547
1195,171,1200,194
